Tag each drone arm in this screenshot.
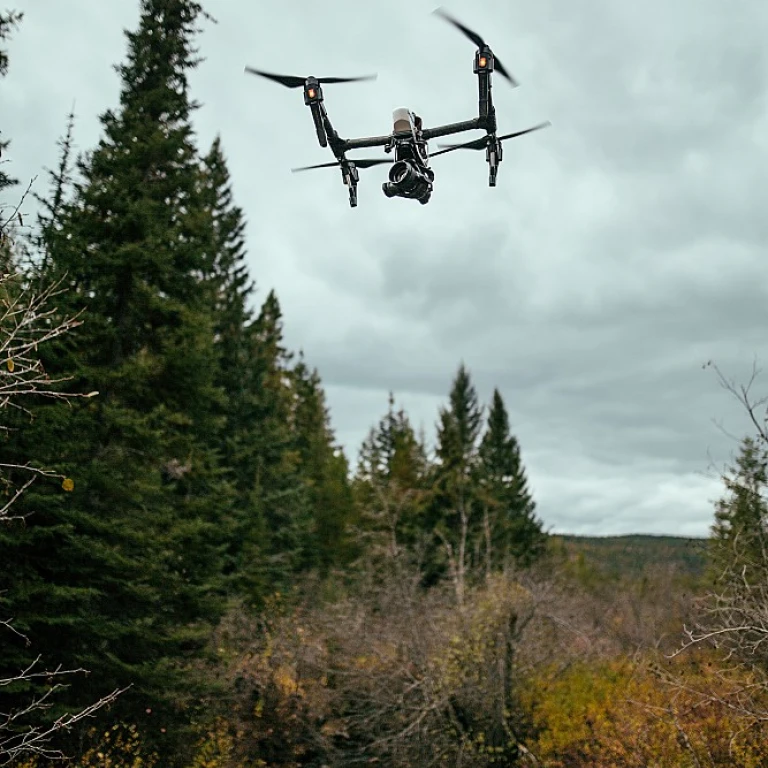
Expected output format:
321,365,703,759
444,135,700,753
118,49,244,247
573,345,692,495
317,102,346,157
421,117,483,141
342,134,394,150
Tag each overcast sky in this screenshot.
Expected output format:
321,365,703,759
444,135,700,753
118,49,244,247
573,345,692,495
4,1,768,537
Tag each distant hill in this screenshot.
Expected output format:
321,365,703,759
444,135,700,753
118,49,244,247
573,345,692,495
552,534,708,580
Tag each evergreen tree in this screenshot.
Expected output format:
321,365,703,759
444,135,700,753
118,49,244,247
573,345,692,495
709,437,768,583
31,107,77,279
478,388,546,571
0,2,232,760
200,135,253,387
427,364,484,602
354,393,430,561
292,353,355,574
225,290,309,599
0,10,22,230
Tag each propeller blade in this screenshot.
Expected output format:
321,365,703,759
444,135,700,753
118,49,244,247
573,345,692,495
496,121,551,141
432,137,488,155
433,7,485,48
291,157,393,173
432,8,518,87
352,158,394,168
244,67,306,88
317,74,378,84
245,67,377,88
493,58,517,87
431,121,551,156
291,161,342,172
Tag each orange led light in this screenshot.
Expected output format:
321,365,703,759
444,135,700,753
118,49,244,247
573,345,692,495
479,56,487,67
307,88,316,98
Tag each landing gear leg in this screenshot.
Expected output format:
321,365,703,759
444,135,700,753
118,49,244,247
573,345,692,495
486,142,501,187
342,163,360,208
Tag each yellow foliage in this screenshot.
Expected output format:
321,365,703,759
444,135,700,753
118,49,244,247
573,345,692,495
520,655,768,768
273,664,300,697
14,724,160,768
188,718,237,768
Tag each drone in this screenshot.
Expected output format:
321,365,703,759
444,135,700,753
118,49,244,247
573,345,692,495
244,8,550,208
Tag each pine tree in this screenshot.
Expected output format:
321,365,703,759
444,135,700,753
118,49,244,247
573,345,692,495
224,290,310,600
0,2,233,760
709,437,768,583
292,353,355,574
354,393,430,561
428,363,484,603
200,135,253,388
478,388,546,571
0,10,22,231
31,107,78,279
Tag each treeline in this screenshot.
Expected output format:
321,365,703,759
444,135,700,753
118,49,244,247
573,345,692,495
0,3,546,765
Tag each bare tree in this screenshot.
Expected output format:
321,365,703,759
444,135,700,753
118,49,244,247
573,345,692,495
0,271,93,520
706,359,768,447
656,362,768,738
0,266,123,763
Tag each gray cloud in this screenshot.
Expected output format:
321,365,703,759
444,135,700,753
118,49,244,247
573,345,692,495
4,0,767,537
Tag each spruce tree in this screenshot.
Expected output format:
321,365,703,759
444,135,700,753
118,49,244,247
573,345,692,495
292,354,355,574
200,135,253,389
427,364,484,601
225,290,310,599
31,107,77,279
478,388,546,570
0,10,22,228
0,1,232,759
354,393,429,560
709,437,768,583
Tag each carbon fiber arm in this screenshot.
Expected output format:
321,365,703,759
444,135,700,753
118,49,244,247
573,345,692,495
422,117,484,141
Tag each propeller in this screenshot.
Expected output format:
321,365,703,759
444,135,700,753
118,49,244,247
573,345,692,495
245,67,377,88
432,7,518,87
291,158,393,173
430,121,551,157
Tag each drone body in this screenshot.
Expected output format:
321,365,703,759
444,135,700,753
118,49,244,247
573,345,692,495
245,8,550,208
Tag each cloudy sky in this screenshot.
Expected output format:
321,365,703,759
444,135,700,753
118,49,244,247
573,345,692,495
4,1,768,536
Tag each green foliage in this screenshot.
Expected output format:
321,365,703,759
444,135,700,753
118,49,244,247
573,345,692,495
555,533,708,578
225,291,308,599
353,392,430,564
0,2,232,761
292,355,355,574
0,9,23,227
478,388,546,569
709,436,768,582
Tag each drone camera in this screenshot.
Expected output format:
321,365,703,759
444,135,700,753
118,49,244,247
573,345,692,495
382,159,434,203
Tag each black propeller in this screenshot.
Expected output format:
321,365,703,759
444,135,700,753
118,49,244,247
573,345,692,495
291,158,393,173
430,121,551,157
245,67,377,88
432,7,518,87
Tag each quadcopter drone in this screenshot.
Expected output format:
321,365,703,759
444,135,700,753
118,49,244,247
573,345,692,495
245,8,550,208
